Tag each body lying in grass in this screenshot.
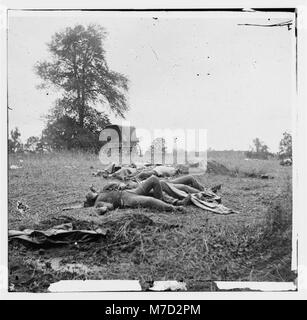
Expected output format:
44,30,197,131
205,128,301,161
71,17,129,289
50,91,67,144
84,175,221,214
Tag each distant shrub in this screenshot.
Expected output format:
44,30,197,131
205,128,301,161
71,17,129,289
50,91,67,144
278,132,292,161
245,138,276,160
8,127,23,153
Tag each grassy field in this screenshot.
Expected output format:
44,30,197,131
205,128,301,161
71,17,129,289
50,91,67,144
8,151,295,292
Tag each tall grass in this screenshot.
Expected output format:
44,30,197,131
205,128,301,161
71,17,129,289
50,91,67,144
245,174,293,281
8,150,295,291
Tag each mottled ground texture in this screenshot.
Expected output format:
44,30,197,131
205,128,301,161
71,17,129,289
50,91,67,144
8,151,295,292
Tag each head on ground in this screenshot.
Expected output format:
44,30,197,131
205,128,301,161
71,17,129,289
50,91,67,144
83,191,98,207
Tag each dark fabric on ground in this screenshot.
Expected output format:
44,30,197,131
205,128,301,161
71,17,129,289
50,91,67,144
9,223,108,247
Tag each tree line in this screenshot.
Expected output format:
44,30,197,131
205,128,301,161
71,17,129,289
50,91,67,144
9,125,292,161
244,133,292,160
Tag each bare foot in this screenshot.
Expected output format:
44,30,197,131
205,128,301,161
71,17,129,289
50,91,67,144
176,194,192,206
175,206,186,213
96,207,108,215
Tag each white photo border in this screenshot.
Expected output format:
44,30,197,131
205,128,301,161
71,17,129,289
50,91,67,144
1,0,306,300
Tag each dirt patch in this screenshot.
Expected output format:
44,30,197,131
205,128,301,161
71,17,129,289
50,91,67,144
8,212,182,292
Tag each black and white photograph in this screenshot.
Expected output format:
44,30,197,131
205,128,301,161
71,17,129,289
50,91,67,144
1,1,307,300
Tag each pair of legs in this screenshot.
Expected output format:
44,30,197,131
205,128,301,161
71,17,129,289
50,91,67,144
168,175,204,192
132,175,204,198
121,175,204,211
132,175,203,196
133,170,156,181
121,176,179,211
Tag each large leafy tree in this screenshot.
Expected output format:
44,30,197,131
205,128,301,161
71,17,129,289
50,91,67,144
35,24,128,150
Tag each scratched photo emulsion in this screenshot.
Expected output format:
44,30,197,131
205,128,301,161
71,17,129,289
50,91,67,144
7,9,296,293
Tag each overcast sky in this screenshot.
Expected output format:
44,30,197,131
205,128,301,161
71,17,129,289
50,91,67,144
8,10,295,152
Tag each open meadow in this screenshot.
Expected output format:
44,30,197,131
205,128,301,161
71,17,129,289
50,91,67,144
8,151,295,292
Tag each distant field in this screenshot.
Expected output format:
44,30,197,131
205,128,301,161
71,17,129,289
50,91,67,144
207,150,282,177
8,151,294,292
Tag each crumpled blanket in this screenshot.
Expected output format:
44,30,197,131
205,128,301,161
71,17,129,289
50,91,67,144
190,194,238,215
8,223,108,247
162,181,238,215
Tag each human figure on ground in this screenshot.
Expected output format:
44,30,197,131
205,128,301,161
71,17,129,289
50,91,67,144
84,174,220,214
